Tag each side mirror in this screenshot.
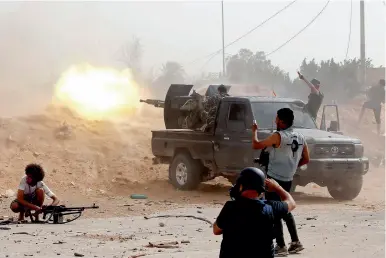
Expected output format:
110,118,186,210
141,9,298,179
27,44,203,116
327,121,339,132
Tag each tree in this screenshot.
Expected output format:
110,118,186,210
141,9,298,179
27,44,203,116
224,48,376,103
226,48,292,94
294,57,374,102
151,61,185,98
117,35,143,78
159,61,185,83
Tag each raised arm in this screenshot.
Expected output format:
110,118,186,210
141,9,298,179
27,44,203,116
297,71,319,94
252,121,281,149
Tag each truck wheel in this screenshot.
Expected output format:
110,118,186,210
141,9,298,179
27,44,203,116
327,176,363,201
169,153,203,190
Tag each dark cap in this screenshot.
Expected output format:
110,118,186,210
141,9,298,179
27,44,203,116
236,167,266,193
218,84,228,94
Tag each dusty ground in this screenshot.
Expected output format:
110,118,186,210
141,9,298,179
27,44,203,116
0,98,384,257
0,205,384,258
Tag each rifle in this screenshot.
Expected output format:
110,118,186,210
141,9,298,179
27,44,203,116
140,99,165,108
254,147,269,173
29,204,99,224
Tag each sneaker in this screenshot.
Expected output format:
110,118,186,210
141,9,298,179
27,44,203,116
288,241,304,254
274,245,288,257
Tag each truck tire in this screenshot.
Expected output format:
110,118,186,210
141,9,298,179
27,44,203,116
327,175,363,201
169,153,203,190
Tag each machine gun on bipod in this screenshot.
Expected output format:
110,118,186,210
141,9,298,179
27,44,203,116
140,99,165,108
30,203,99,224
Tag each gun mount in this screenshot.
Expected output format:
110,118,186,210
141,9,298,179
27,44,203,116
140,84,231,129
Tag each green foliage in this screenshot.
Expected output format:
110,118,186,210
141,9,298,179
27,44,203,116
226,49,292,91
151,61,186,98
225,48,375,102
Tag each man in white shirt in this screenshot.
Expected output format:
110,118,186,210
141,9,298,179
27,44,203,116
10,164,60,222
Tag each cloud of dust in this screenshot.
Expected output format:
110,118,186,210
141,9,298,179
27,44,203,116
0,2,139,117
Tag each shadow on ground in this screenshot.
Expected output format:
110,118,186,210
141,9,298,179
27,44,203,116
110,179,343,206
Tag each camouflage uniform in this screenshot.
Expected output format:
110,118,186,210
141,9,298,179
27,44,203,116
182,109,202,129
180,92,206,130
200,93,227,131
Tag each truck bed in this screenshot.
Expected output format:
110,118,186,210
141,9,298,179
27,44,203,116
151,129,214,161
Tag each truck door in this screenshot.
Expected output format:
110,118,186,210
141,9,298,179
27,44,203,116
319,104,342,134
214,100,254,172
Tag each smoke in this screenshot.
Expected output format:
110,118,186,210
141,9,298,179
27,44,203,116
0,2,134,117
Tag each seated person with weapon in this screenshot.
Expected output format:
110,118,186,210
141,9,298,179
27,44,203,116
10,164,60,222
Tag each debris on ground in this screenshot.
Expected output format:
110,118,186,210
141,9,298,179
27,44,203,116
146,241,179,249
131,194,148,200
4,189,15,198
144,214,212,225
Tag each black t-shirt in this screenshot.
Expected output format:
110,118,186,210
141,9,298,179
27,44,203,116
306,91,324,119
216,197,289,258
367,86,385,107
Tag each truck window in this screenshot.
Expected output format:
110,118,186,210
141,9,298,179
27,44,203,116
251,102,317,129
226,103,246,131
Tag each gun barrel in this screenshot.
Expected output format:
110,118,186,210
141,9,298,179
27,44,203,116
64,206,99,210
139,99,165,108
44,204,99,212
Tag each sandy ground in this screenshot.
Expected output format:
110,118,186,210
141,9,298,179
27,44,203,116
0,205,384,258
0,165,384,258
0,97,384,257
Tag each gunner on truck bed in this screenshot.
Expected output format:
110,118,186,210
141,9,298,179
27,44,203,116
200,85,229,131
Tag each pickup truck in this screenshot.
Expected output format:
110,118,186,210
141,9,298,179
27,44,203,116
151,86,369,201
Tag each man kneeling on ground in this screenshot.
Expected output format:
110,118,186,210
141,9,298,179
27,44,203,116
10,164,60,222
212,167,297,258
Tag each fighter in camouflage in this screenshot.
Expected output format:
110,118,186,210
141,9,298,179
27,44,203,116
140,84,231,130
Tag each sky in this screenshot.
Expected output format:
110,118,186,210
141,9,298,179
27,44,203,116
0,0,384,84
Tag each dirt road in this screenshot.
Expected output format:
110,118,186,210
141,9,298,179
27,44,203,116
0,165,384,258
0,100,384,257
0,204,383,258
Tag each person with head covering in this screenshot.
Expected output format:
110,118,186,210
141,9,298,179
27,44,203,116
212,167,297,258
358,79,385,135
200,85,229,131
297,72,324,120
